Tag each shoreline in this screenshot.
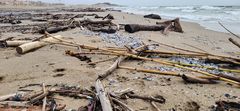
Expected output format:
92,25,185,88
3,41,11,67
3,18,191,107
113,6,240,35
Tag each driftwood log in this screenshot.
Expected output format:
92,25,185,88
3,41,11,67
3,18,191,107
103,14,114,20
16,35,62,54
5,40,30,47
156,18,183,33
80,19,118,33
125,24,165,33
39,25,76,34
144,14,161,19
95,79,113,111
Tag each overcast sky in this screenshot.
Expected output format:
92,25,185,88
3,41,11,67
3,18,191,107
35,0,240,6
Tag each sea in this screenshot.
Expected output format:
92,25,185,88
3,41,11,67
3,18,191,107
114,5,240,34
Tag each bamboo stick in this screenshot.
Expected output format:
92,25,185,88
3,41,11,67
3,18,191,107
182,74,217,84
182,43,208,53
149,39,240,61
48,35,240,86
144,50,207,57
149,39,208,54
118,66,181,77
88,57,118,65
167,60,240,73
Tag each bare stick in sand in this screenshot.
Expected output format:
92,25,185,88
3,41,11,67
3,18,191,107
229,38,240,48
218,21,240,39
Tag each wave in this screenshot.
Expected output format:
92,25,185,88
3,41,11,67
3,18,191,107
164,6,194,10
199,5,222,10
116,5,240,23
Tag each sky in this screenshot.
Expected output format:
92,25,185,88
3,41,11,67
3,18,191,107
34,0,240,6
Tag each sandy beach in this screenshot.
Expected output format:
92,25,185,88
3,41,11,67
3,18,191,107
0,4,239,111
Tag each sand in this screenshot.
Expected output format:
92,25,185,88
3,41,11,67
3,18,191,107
0,4,239,111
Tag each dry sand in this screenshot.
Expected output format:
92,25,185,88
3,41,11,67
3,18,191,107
0,4,239,111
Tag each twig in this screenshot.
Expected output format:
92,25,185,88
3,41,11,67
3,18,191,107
126,93,165,103
118,66,181,77
151,101,161,111
218,21,240,39
42,83,47,111
98,56,126,80
88,57,118,65
111,97,134,111
182,43,207,53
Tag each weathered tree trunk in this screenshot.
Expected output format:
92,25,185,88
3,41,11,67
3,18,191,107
156,18,183,33
16,35,62,54
81,19,113,25
31,18,48,22
91,27,117,33
39,25,75,34
229,38,240,48
124,24,165,33
95,79,113,111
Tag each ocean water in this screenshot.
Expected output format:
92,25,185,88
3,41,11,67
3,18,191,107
115,5,240,34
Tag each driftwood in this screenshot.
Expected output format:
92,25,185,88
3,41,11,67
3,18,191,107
156,18,183,33
111,97,134,111
42,83,47,111
16,35,62,54
91,27,117,33
103,14,114,20
39,25,76,34
215,101,240,111
125,92,165,103
144,14,161,19
80,19,118,33
0,101,29,107
125,24,165,33
217,74,240,83
31,18,48,22
49,38,240,86
0,92,25,101
30,90,48,104
5,40,30,47
98,56,126,80
229,38,240,48
151,101,161,111
182,74,218,84
95,79,113,111
81,19,113,25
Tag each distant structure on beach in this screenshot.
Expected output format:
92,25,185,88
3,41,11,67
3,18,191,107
0,0,64,6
